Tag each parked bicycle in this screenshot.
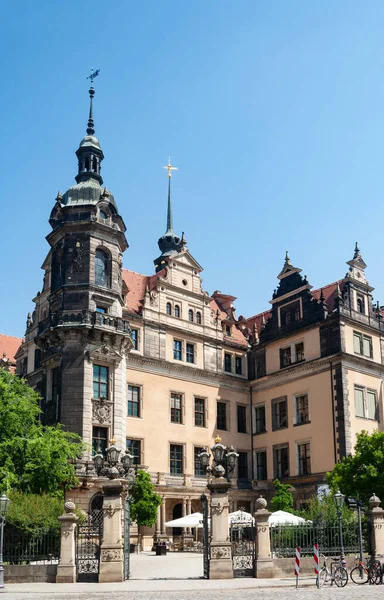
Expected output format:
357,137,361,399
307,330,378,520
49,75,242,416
318,554,348,587
350,557,381,585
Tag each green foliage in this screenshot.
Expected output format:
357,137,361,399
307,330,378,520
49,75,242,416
327,430,384,506
0,370,84,495
270,479,294,512
130,470,162,527
6,490,63,533
297,494,356,524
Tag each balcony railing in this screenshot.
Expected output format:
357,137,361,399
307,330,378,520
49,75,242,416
38,310,131,335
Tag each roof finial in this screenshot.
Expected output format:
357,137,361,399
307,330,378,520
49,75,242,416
353,241,360,259
86,69,100,136
162,158,178,233
285,250,291,265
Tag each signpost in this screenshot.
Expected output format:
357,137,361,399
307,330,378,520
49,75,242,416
295,547,300,588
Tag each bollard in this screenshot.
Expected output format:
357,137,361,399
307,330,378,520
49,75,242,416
295,547,301,588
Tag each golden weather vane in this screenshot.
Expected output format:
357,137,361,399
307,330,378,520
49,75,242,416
162,157,178,178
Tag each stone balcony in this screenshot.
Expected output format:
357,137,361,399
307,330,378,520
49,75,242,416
38,310,131,336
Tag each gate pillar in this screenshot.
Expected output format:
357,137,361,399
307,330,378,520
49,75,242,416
254,496,273,578
56,500,79,583
367,493,384,558
99,480,124,583
208,475,233,579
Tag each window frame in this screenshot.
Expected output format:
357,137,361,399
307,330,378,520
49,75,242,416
94,248,110,288
354,385,378,420
92,426,108,456
170,392,184,424
126,438,142,466
280,340,305,369
237,451,249,480
170,443,184,475
253,404,266,434
353,331,373,359
279,298,302,327
217,401,227,431
194,397,206,427
127,383,142,418
174,304,181,318
166,302,172,316
196,311,202,324
194,446,206,476
294,393,310,425
272,396,288,431
235,355,242,375
188,309,194,322
131,328,139,351
273,444,289,479
186,342,195,364
255,449,267,480
297,441,311,476
237,404,247,434
173,339,182,361
93,364,109,400
224,353,232,373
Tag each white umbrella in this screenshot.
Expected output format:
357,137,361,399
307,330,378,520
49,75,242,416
229,510,254,524
164,512,204,528
269,510,306,525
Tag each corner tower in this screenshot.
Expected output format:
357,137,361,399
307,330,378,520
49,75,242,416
22,77,132,477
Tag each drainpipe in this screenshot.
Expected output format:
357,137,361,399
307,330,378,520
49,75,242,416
330,361,337,464
250,386,254,481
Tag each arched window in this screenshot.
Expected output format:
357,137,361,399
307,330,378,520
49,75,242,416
95,249,110,287
196,311,202,324
174,305,180,318
188,309,194,322
357,296,365,314
166,302,172,315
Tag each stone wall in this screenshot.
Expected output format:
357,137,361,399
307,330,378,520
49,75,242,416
5,565,57,583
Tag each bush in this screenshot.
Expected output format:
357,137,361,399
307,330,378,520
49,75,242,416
6,490,63,533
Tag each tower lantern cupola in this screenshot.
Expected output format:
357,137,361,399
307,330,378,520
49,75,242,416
75,80,104,185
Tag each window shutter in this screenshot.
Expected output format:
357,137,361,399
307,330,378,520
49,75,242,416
367,391,377,420
354,387,364,417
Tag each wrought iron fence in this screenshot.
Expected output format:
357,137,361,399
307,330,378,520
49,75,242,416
270,521,364,558
4,526,60,564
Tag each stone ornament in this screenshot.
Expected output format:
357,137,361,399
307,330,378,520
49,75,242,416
101,549,122,562
92,398,112,424
369,493,381,509
211,546,231,559
104,503,119,518
255,495,268,510
64,500,76,513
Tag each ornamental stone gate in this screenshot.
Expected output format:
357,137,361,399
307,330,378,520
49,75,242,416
123,495,131,580
230,511,255,578
75,495,103,582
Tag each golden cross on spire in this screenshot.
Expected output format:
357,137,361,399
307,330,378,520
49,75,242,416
162,157,178,178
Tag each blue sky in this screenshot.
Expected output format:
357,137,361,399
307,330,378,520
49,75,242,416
1,1,384,337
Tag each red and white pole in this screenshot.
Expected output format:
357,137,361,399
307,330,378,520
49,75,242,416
314,543,319,588
295,546,301,588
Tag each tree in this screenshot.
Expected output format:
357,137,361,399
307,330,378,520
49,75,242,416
270,479,294,512
327,430,384,505
0,369,84,495
130,470,162,527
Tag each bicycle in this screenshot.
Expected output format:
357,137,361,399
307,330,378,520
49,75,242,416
318,554,348,587
350,557,381,585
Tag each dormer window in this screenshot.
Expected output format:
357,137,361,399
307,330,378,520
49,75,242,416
279,299,301,327
225,325,231,337
357,295,365,314
174,305,181,318
99,210,108,220
166,302,172,316
188,309,194,322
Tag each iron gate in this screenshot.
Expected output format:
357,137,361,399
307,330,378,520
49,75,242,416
76,516,102,582
123,495,131,580
230,511,255,578
201,493,210,579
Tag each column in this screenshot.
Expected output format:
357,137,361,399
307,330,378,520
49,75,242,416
208,476,233,579
367,493,384,557
253,496,273,578
99,480,124,583
156,504,161,536
161,497,166,535
187,498,192,534
56,500,79,583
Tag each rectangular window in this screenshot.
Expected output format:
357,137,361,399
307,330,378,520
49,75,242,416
295,342,305,362
170,393,183,423
194,397,206,427
235,356,242,375
254,405,266,434
238,452,248,479
353,331,373,358
224,353,232,372
51,367,59,402
354,386,365,418
173,340,182,361
93,365,108,399
274,445,289,479
96,306,106,314
237,405,247,433
170,444,183,475
295,394,309,424
217,402,227,430
280,300,301,326
298,442,311,476
34,349,41,370
186,343,195,364
194,447,206,476
131,329,139,351
128,385,140,417
367,390,377,420
272,397,288,430
126,439,141,465
225,325,231,337
92,426,108,456
280,347,291,368
255,450,267,480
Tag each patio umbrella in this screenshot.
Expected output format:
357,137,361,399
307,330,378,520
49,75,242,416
164,512,204,528
269,510,306,525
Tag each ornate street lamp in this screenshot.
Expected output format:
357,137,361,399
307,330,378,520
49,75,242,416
93,438,135,480
199,436,239,480
0,493,10,588
333,489,345,561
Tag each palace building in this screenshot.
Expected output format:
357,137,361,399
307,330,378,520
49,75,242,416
5,83,384,545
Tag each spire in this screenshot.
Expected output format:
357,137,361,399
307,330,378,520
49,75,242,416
154,158,185,273
353,241,360,260
75,70,104,185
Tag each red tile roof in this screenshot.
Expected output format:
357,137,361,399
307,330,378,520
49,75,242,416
0,334,22,363
122,269,166,316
